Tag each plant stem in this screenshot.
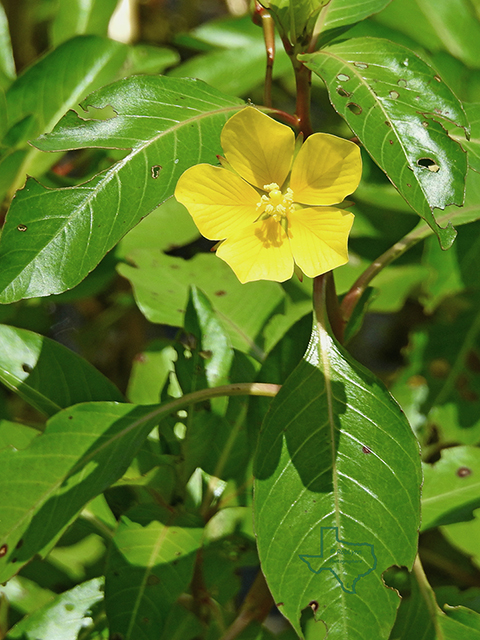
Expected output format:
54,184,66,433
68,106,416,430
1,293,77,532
340,218,443,325
292,52,313,137
219,570,274,640
161,382,280,416
258,5,275,108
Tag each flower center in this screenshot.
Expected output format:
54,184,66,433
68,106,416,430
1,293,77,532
256,183,294,224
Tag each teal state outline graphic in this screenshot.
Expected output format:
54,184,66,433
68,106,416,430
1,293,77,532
299,526,377,594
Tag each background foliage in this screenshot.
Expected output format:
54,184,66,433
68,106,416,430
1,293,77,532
0,0,480,639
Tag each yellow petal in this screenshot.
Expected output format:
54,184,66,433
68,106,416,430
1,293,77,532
221,107,295,190
216,218,294,283
290,133,362,206
288,207,354,278
175,164,259,240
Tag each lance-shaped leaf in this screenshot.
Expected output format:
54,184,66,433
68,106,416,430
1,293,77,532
105,506,204,640
254,278,422,639
318,0,393,41
0,402,172,583
2,35,127,196
0,324,123,416
300,37,468,249
0,76,243,303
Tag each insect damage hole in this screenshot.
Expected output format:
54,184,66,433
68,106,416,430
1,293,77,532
151,165,162,179
417,158,440,173
346,102,362,115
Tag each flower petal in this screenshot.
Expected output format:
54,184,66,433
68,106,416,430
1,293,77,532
175,164,259,240
216,218,294,283
288,207,354,277
290,133,362,206
221,107,295,190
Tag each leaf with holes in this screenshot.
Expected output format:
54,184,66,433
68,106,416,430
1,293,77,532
253,282,422,640
300,37,468,249
105,506,204,640
0,76,243,303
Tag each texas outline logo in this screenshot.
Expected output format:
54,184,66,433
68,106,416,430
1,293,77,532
299,526,377,594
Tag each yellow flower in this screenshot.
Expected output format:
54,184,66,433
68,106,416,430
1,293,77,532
174,107,362,284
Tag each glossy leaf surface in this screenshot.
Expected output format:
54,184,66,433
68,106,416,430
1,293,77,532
254,284,422,639
301,37,468,248
0,76,242,302
0,324,123,416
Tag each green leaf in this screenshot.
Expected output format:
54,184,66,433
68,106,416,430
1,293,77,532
389,563,480,640
259,0,329,43
0,76,243,302
169,13,291,97
0,402,167,582
126,342,176,404
170,42,292,97
50,0,119,46
5,577,104,640
0,324,124,416
117,196,200,257
0,576,54,619
441,507,480,569
421,446,480,531
105,506,203,640
421,216,480,313
456,103,480,173
0,420,39,451
376,0,480,70
0,2,15,87
117,249,284,358
185,286,234,390
300,37,468,249
254,286,421,639
124,44,180,76
318,0,393,40
3,35,127,194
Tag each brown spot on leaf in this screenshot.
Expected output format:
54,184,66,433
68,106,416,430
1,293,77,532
0,545,7,557
362,446,371,454
457,467,472,478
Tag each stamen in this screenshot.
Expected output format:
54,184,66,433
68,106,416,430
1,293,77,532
256,184,294,225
